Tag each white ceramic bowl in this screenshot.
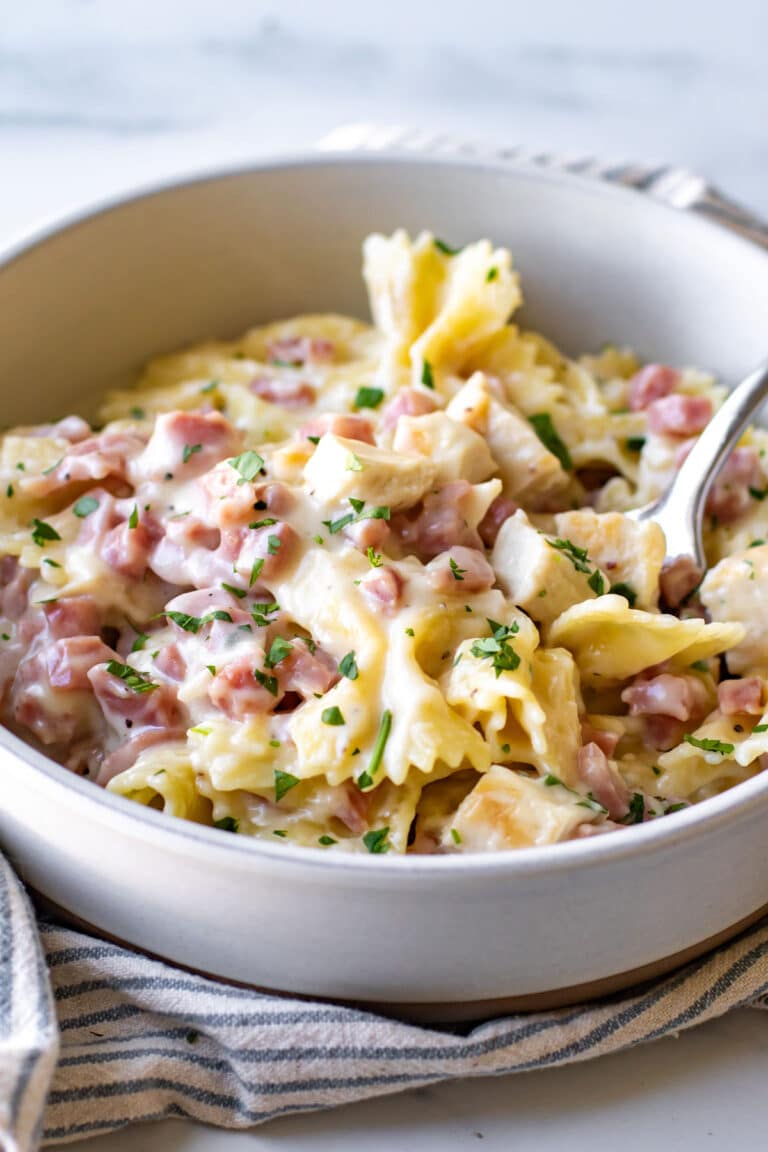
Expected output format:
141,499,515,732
2,153,768,1020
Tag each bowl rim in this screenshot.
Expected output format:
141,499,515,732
3,147,768,879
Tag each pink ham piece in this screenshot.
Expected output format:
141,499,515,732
0,557,35,622
426,547,495,594
658,555,703,609
21,415,92,442
380,388,439,431
344,516,391,553
642,714,686,751
392,480,482,560
102,516,163,580
717,677,764,716
333,780,373,835
134,410,240,482
628,364,681,411
621,673,710,723
154,644,186,682
21,430,147,498
360,565,404,612
12,637,117,744
478,496,518,547
280,641,339,697
575,742,629,821
208,655,283,720
96,728,184,786
580,721,620,758
299,414,375,445
88,663,184,732
647,394,712,437
231,520,300,583
706,446,764,524
249,377,316,408
265,336,335,366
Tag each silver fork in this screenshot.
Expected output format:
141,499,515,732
626,359,768,566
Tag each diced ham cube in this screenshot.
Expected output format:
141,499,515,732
380,388,438,431
0,557,34,621
299,414,375,445
360,566,404,612
344,516,391,553
88,663,184,732
717,677,764,716
628,364,681,411
134,410,240,482
478,496,519,547
647,394,712,437
280,642,339,697
706,446,763,524
42,597,103,641
208,655,283,719
154,644,186,682
102,517,162,579
233,521,299,581
97,728,184,786
642,713,686,751
12,636,117,744
621,673,710,722
333,780,373,834
426,547,495,594
659,555,704,609
392,480,482,559
265,336,335,366
249,377,316,408
580,721,620,758
575,742,629,820
21,431,147,497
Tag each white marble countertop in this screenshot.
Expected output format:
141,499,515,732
2,2,768,1148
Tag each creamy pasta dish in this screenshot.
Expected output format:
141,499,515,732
1,231,766,854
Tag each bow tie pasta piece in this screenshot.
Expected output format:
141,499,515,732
491,510,604,627
654,711,767,800
184,716,282,793
447,765,596,852
700,545,768,676
446,373,568,501
549,595,745,686
362,231,520,388
108,741,211,822
392,411,498,485
303,433,437,510
553,510,666,611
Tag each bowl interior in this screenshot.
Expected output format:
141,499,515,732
2,155,768,429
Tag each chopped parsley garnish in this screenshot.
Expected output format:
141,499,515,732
214,816,239,833
683,734,735,755
264,636,293,668
249,558,265,586
274,769,299,802
200,379,219,394
470,619,521,677
15,462,25,471
251,601,280,628
128,504,139,530
363,827,390,854
182,443,203,464
626,436,646,453
323,499,391,535
131,633,149,652
450,827,462,845
269,738,281,748
753,724,768,733
273,829,288,838
323,512,355,534
254,669,279,696
1,633,9,641
543,773,608,815
689,659,710,673
588,569,605,596
434,238,462,255
621,793,646,825
486,266,499,282
5,483,12,498
339,651,358,680
421,359,435,390
665,802,689,815
301,635,317,655
166,611,204,633
130,406,146,420
405,627,415,637
529,413,573,471
750,486,768,502
346,452,364,472
609,582,637,607
249,517,277,530
73,496,99,519
204,609,233,624
206,665,216,676
318,835,337,846
31,518,61,547
349,498,365,514
449,557,466,581
501,743,511,754
41,457,63,476
42,557,61,568
546,537,604,596
306,435,321,445
749,539,766,549
267,534,281,554
106,660,157,694
271,357,302,368
321,706,345,726
366,545,383,568
354,386,385,410
221,582,247,599
228,449,264,483
357,709,392,790
652,765,661,776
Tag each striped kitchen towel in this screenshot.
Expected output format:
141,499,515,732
2,148,768,1151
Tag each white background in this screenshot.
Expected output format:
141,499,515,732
3,1,768,1147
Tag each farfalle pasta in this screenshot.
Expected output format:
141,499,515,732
0,230,765,854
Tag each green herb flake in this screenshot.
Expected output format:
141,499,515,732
200,379,220,394
31,518,62,547
321,705,345,726
622,793,646,825
264,636,293,669
106,660,157,694
322,512,355,535
405,627,415,637
131,633,149,653
748,539,766,549
626,436,646,453
229,451,264,483
609,582,637,606
15,462,25,471
130,406,146,420
206,665,216,676
362,827,390,854
269,738,281,748
366,545,383,568
73,496,99,519
182,443,203,464
434,238,462,256
450,827,462,845
214,816,239,833
470,619,521,677
358,709,392,791
306,435,321,445
651,765,661,776
689,659,710,673
753,723,768,733
346,452,364,472
221,581,247,599
249,558,265,587
128,504,139,530
588,569,606,596
421,359,435,390
449,557,466,582
501,743,511,754
267,534,281,555
529,413,573,471
274,769,300,802
486,266,499,282
354,386,385,410
683,734,735,755
318,835,337,846
42,557,61,568
166,611,203,633
5,483,13,498
339,651,359,680
254,668,279,696
750,486,768,502
547,536,591,573
273,829,288,838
